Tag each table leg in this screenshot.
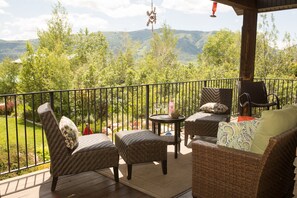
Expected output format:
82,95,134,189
177,122,181,153
174,123,178,159
157,123,161,136
152,121,156,134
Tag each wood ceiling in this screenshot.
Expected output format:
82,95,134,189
215,0,297,15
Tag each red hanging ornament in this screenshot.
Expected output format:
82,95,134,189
210,1,217,17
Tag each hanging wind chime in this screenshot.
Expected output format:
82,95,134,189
146,0,157,32
210,1,218,17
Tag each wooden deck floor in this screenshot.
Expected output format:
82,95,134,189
0,169,192,198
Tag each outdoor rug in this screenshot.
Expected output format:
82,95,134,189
97,141,192,198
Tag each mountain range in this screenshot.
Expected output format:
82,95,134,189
0,29,214,63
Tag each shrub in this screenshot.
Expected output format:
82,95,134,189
0,101,14,115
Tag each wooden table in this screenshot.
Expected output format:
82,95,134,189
149,114,185,158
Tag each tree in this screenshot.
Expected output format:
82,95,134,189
18,42,72,92
197,29,241,79
37,1,72,53
0,58,20,94
72,30,111,88
255,14,297,79
139,24,179,83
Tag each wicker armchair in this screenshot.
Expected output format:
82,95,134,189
37,103,119,191
239,80,280,116
192,126,297,198
184,88,233,146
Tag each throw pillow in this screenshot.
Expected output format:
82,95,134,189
200,102,228,114
237,116,255,122
217,119,260,151
59,116,79,150
250,107,297,154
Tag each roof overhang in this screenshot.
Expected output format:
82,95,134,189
214,0,297,15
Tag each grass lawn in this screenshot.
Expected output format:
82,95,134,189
0,116,49,176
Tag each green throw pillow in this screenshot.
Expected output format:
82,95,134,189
217,120,260,151
250,106,297,154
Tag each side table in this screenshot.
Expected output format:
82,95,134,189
149,114,186,158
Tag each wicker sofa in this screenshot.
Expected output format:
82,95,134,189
192,126,297,198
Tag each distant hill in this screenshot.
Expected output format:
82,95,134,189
0,39,38,61
0,29,214,63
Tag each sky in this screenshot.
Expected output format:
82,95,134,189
0,0,297,45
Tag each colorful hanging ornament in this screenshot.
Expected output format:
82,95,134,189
146,0,157,32
210,1,217,17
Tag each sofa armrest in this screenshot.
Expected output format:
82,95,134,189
192,140,262,198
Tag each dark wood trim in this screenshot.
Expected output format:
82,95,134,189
257,0,297,11
214,0,256,10
239,9,258,81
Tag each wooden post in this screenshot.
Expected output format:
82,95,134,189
239,9,257,81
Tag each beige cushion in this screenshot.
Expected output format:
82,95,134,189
59,116,79,150
250,106,297,154
200,102,228,114
217,120,259,151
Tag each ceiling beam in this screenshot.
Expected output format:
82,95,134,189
214,0,256,10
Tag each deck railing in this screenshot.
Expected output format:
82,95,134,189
0,78,296,175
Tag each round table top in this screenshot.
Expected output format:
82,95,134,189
149,114,185,123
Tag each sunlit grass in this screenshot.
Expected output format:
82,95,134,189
0,116,49,176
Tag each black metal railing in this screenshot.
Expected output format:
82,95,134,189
0,78,296,175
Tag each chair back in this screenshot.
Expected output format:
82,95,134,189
239,81,268,104
257,127,297,197
37,103,69,167
200,87,233,115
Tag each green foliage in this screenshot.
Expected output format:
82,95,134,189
197,29,241,79
37,1,72,53
0,117,49,173
0,57,20,94
18,43,72,92
138,24,184,83
255,14,297,79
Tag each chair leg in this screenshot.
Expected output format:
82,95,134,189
113,167,119,182
127,164,132,180
51,176,58,192
162,160,167,175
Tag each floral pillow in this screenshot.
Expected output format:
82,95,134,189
59,116,79,150
216,119,260,151
200,102,228,114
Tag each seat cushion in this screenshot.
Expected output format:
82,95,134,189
186,112,229,122
59,116,79,150
250,106,297,154
73,133,116,154
217,120,259,151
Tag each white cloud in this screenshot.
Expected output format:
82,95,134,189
161,0,232,14
69,14,108,32
1,15,49,40
0,0,8,14
0,12,108,40
59,0,148,18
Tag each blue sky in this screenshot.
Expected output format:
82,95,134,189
0,0,296,46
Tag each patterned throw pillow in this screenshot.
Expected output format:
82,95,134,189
200,102,228,114
59,116,79,150
217,120,260,151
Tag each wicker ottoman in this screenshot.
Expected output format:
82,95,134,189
115,130,167,180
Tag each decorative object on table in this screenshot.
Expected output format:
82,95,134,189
170,109,180,119
168,99,175,117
